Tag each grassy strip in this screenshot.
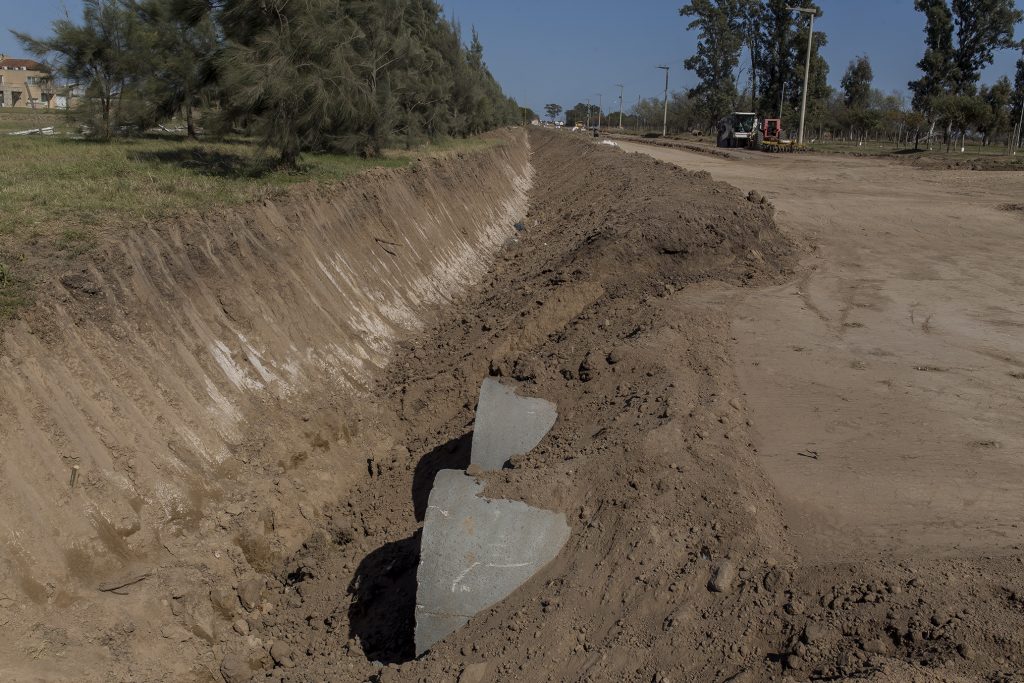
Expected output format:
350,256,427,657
0,132,503,238
0,135,412,239
0,109,70,134
0,129,503,320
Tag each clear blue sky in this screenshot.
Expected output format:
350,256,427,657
3,0,1022,115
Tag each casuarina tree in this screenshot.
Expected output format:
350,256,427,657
13,0,147,139
215,0,362,167
133,0,218,138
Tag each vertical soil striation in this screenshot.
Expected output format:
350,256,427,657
0,132,531,681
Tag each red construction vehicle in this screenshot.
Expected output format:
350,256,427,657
758,117,805,152
761,118,783,143
718,113,806,152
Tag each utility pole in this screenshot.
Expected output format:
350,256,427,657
779,82,786,118
614,83,622,129
787,5,818,145
597,93,603,130
636,94,642,133
1014,99,1024,156
586,97,591,129
658,65,670,137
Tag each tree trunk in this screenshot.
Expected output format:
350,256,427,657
186,103,196,140
279,145,299,169
102,95,111,140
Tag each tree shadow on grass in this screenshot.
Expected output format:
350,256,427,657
132,146,280,179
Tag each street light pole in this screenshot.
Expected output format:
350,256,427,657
658,65,670,137
597,93,603,130
1014,99,1024,156
616,84,624,129
636,94,642,133
586,97,591,129
787,5,817,145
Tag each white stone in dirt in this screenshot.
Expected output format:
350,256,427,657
470,378,557,471
414,470,570,655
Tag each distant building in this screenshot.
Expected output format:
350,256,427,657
0,55,73,110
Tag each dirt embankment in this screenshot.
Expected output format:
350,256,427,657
0,131,531,680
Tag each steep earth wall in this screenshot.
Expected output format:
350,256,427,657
0,131,530,679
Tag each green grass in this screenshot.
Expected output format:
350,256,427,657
0,134,417,240
0,108,71,134
0,132,503,242
808,138,1024,163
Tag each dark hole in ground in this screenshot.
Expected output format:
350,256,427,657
411,432,472,521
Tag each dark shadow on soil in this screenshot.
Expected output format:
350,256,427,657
412,432,472,521
347,433,473,663
347,530,422,665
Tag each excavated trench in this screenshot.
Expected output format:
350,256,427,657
5,129,1023,682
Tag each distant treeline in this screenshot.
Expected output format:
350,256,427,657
15,0,526,164
665,0,1024,149
558,1,1024,150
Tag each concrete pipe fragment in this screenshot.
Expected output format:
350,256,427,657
414,470,569,655
470,377,557,471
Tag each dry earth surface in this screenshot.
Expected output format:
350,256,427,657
2,129,1023,683
618,140,1024,562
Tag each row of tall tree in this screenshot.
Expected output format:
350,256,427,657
908,0,1023,149
15,0,523,164
679,0,831,131
672,0,1024,149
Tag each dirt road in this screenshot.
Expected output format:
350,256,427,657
620,140,1024,563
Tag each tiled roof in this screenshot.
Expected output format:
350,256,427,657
0,58,48,71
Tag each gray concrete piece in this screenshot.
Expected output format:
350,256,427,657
414,470,570,655
470,377,557,471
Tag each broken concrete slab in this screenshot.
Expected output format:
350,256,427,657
414,470,570,656
470,377,557,471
